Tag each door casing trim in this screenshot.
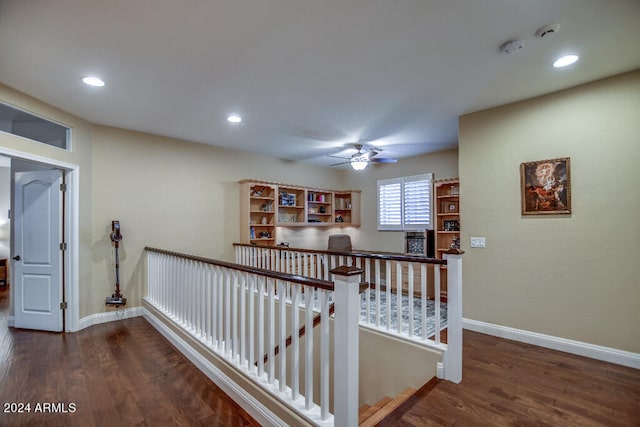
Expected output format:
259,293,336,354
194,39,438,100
0,147,79,332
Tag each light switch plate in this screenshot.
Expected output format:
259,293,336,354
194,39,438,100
470,237,486,248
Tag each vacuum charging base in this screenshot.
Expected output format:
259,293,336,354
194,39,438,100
106,296,127,306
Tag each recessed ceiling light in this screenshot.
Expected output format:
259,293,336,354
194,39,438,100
553,54,579,68
227,115,242,123
82,76,105,87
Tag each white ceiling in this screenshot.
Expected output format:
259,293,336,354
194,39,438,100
1,1,639,168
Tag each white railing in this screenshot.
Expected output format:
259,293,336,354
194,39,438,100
234,243,463,384
144,247,362,426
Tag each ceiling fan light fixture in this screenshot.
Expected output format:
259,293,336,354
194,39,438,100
350,155,368,171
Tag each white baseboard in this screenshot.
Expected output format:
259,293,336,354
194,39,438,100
142,306,287,427
463,318,640,369
78,306,144,330
7,315,14,327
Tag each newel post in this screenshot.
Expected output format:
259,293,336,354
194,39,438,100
331,264,362,427
444,249,464,384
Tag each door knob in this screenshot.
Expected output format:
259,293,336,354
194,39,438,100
12,255,20,261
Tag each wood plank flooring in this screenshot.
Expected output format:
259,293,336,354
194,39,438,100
0,285,259,427
379,330,640,426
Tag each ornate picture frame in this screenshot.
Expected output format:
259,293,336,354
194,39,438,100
520,157,571,215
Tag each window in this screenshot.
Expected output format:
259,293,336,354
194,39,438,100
377,173,432,230
0,102,71,150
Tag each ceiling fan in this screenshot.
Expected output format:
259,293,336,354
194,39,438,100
329,143,397,170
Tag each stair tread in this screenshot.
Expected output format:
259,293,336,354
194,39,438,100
359,387,417,426
358,404,371,416
358,396,392,423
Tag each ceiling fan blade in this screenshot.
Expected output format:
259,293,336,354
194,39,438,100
329,160,351,167
370,157,397,163
327,154,352,160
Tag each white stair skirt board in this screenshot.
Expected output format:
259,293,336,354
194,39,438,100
463,318,640,370
78,306,144,330
143,307,287,427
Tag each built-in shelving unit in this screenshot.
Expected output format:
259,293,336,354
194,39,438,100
240,182,277,245
434,177,460,300
240,180,361,246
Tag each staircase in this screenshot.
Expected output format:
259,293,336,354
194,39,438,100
358,387,417,426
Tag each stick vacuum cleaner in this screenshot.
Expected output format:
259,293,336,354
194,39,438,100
106,220,127,306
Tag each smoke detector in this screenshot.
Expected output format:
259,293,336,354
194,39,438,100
535,23,560,38
500,39,525,55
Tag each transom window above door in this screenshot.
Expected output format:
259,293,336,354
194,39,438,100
0,102,71,150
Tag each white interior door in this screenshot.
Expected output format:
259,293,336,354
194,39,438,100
13,169,63,331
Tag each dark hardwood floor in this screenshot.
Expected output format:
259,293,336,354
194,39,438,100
0,285,259,427
381,330,640,427
2,284,639,426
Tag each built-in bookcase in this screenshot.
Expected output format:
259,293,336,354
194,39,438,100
434,177,460,300
240,180,361,246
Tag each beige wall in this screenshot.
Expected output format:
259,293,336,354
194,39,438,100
458,70,640,353
91,126,346,311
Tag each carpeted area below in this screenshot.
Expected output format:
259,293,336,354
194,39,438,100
360,289,447,338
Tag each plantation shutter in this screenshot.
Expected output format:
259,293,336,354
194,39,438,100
377,178,403,230
377,173,432,231
404,174,431,229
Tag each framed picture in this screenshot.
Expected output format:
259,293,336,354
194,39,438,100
441,200,459,213
520,157,571,215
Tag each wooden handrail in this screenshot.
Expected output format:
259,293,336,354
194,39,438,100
233,242,447,265
145,247,335,291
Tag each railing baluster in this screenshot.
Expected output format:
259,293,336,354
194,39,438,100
385,260,391,331
375,259,381,328
240,272,246,366
258,276,265,378
291,283,300,401
302,253,308,278
304,286,314,410
248,274,255,371
217,266,224,350
232,271,239,361
396,261,403,334
364,258,371,324
408,263,414,337
320,290,330,421
268,279,276,384
225,269,232,356
421,263,427,341
205,265,212,344
278,280,287,393
434,265,441,345
177,258,184,324
194,261,199,334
